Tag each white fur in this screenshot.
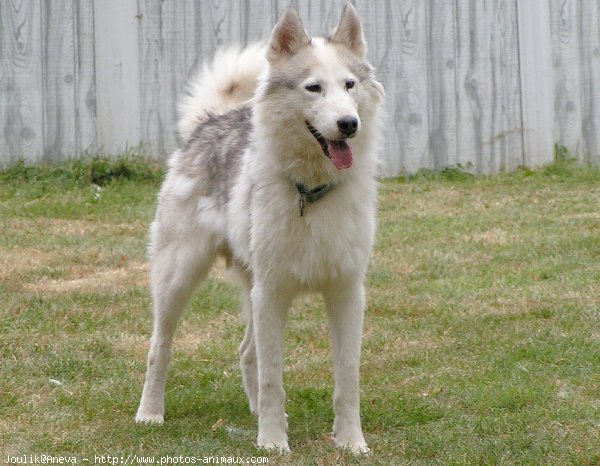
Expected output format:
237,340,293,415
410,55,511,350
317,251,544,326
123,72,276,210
137,4,383,456
177,43,267,140
300,38,361,139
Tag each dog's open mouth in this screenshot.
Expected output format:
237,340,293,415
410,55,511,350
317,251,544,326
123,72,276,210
306,122,353,170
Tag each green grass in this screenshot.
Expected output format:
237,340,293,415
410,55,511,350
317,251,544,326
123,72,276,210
1,155,600,465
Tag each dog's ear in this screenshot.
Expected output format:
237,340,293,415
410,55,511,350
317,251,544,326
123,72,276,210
267,7,310,62
330,3,367,59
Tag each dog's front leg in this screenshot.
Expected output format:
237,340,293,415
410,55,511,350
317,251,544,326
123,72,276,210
251,283,292,453
324,280,370,454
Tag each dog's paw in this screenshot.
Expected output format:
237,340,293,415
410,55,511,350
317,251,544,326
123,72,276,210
334,435,370,455
259,443,291,455
341,441,370,455
257,437,290,454
135,412,164,425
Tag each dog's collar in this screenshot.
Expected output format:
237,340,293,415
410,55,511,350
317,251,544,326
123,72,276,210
295,182,334,217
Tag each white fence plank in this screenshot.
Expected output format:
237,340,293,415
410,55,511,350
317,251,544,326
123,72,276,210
93,0,141,154
389,0,430,174
41,0,77,162
138,0,187,156
454,0,524,173
0,0,44,165
427,0,458,170
550,0,583,156
490,0,523,173
73,0,97,155
517,0,554,167
454,0,488,172
489,0,523,172
354,0,398,174
578,0,600,161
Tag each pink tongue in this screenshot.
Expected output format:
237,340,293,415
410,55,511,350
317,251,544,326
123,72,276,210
327,140,353,169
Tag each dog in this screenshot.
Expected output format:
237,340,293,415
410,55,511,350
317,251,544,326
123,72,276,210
135,3,384,454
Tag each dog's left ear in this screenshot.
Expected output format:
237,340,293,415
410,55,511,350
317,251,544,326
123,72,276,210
330,3,367,59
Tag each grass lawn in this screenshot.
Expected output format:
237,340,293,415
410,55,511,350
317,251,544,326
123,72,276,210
1,156,599,465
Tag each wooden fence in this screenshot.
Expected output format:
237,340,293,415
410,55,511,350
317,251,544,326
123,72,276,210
1,0,600,174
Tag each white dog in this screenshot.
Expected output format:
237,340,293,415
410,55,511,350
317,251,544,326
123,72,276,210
136,3,384,454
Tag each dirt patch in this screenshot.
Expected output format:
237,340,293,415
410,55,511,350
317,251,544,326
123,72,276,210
23,262,149,294
12,251,229,295
470,228,513,246
0,247,58,281
175,311,240,354
113,311,241,358
3,217,144,237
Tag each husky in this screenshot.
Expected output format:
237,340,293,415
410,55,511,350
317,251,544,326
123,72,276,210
135,3,384,454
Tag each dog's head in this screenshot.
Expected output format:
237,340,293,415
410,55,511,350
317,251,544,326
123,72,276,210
259,3,384,171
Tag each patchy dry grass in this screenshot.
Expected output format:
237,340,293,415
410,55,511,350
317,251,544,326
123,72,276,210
1,156,600,465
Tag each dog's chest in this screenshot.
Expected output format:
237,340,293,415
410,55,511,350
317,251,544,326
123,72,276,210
249,186,376,285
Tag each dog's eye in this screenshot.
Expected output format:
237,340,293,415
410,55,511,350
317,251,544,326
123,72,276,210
345,79,355,90
305,83,322,93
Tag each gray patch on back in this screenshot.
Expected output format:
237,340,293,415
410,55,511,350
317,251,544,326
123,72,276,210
176,107,252,206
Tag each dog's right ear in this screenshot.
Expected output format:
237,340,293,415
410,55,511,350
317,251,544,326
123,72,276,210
267,7,310,63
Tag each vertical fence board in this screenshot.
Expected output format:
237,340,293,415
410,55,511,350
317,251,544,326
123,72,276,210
0,0,44,164
138,0,187,155
489,0,522,172
578,0,600,160
454,0,486,172
426,0,457,170
454,0,523,173
73,0,96,154
550,0,583,156
549,0,600,162
391,0,430,174
518,0,554,168
41,0,77,161
93,0,141,154
354,0,399,174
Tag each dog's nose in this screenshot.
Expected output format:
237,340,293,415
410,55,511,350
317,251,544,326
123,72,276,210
337,117,358,137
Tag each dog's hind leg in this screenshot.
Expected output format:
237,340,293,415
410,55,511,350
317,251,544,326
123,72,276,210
235,267,258,414
136,227,217,424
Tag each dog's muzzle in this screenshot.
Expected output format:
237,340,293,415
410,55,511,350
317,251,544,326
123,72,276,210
306,121,354,170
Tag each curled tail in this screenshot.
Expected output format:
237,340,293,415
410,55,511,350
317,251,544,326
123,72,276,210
177,43,267,141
